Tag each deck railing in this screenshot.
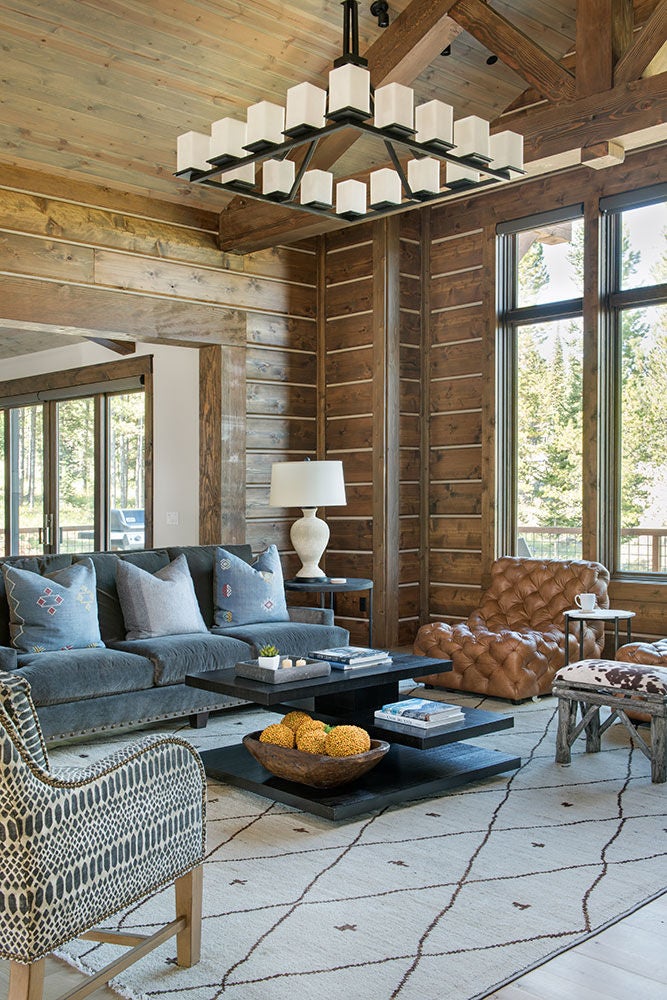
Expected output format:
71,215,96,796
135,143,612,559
519,525,667,573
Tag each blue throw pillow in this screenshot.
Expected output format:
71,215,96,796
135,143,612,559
213,544,289,627
116,554,208,640
2,558,104,653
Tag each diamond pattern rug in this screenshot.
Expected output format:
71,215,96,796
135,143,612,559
52,687,667,1000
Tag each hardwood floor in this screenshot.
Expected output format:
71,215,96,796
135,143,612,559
1,893,664,999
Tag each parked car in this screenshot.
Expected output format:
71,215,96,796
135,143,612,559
110,508,145,550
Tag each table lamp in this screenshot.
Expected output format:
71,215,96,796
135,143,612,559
269,459,346,580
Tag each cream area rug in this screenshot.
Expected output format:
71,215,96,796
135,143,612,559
51,686,667,1000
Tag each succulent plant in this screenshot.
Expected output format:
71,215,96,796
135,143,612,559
258,644,279,657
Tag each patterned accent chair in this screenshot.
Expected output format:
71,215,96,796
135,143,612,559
413,557,610,701
0,672,206,1000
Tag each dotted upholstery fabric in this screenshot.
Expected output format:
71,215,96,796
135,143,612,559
414,557,610,700
0,671,206,965
554,658,667,696
616,637,667,667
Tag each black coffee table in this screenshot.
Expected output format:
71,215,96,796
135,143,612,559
185,652,520,820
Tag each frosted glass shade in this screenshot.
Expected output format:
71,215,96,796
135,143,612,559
245,101,285,151
490,130,524,172
328,63,371,119
219,163,255,188
453,116,490,161
210,118,247,162
374,83,414,133
336,179,366,217
263,159,295,197
176,132,211,173
370,168,402,208
415,101,453,148
446,161,480,188
285,82,327,133
301,169,333,208
270,461,346,508
407,157,440,197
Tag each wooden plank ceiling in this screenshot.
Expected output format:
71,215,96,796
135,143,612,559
0,1,665,231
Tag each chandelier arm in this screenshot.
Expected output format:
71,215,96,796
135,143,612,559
287,139,319,202
384,140,414,199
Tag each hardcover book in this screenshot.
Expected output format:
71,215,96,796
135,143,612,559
379,697,464,722
310,645,390,665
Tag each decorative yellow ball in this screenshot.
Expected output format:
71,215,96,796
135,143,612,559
281,710,313,733
296,728,328,754
259,723,295,748
296,718,326,737
324,725,371,757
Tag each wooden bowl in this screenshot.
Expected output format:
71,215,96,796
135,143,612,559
243,731,390,789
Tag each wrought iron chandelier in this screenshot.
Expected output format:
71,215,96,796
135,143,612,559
175,0,524,221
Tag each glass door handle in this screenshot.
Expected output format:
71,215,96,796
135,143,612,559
44,513,55,547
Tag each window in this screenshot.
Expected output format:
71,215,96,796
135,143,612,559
0,358,152,557
602,187,667,575
497,206,585,560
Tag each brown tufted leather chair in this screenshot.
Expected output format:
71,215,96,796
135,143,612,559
616,638,667,667
413,556,610,701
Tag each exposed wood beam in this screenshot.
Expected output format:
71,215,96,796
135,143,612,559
614,0,667,82
448,0,576,103
500,69,667,161
220,0,462,253
576,0,633,96
85,337,136,355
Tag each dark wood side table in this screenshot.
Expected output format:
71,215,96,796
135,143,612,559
284,577,374,644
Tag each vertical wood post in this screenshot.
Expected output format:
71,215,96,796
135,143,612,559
372,217,401,649
419,208,432,627
199,343,247,544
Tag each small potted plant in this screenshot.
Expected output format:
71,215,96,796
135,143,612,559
257,644,280,670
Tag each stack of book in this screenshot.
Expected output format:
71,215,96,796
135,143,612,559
374,697,465,732
310,646,392,670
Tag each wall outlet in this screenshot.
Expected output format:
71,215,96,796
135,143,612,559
166,511,179,525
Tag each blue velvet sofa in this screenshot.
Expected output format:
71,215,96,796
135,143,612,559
0,544,348,743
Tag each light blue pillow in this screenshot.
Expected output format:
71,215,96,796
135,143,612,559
213,544,289,627
116,553,208,640
2,559,104,653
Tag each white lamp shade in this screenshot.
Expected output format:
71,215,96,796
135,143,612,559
407,157,440,196
286,82,327,132
301,169,333,207
219,163,255,187
453,115,490,160
415,101,453,147
245,101,285,150
210,118,247,160
177,131,211,172
336,179,366,217
263,158,295,196
270,461,346,508
446,161,480,187
328,63,371,119
489,130,524,171
374,83,414,132
370,168,402,208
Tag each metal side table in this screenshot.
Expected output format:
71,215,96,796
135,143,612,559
284,577,374,645
563,608,636,665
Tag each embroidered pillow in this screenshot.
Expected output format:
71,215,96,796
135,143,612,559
213,544,289,627
116,553,208,640
2,558,104,653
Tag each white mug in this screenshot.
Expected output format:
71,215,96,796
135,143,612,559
575,593,597,612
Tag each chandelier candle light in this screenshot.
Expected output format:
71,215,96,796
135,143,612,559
269,460,347,581
175,1,524,221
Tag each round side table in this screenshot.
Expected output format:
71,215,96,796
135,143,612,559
284,577,374,645
563,608,635,665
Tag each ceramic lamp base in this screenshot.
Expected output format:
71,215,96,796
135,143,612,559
291,507,329,579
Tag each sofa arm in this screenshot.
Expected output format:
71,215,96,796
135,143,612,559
288,606,334,626
0,646,17,671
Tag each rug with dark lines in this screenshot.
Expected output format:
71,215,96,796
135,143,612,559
52,689,667,1000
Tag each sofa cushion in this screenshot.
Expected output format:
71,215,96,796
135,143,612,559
116,554,207,640
0,555,73,647
110,633,252,686
211,620,350,658
168,544,252,627
213,544,289,627
2,558,104,653
15,647,155,706
80,549,171,643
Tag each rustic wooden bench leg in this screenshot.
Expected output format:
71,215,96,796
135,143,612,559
556,696,577,764
650,713,666,783
584,703,601,753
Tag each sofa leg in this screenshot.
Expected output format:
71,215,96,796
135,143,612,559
189,711,209,729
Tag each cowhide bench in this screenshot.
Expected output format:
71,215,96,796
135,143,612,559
552,658,667,783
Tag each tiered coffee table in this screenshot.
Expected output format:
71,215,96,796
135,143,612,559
186,652,520,820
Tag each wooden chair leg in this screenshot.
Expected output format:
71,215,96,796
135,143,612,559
175,865,203,967
8,959,45,1000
